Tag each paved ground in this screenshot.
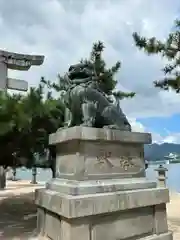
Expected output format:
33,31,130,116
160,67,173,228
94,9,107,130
0,181,44,240
0,181,179,239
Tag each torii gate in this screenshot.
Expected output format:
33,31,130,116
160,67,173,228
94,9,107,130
0,50,44,189
0,50,44,91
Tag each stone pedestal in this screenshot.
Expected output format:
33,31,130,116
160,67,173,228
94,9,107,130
35,127,173,240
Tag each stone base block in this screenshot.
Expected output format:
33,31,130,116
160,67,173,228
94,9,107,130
35,184,172,240
49,127,151,181
35,127,172,239
46,177,157,195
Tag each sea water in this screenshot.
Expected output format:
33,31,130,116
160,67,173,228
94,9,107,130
16,163,180,192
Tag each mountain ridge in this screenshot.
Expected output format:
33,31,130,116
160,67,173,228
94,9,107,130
144,143,180,161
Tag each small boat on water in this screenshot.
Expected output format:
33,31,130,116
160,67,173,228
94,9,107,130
164,153,180,163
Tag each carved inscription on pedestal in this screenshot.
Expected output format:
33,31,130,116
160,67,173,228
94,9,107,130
55,142,145,179
96,151,114,168
84,144,145,176
96,150,136,171
119,157,135,171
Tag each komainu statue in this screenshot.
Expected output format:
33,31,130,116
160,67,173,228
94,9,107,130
60,62,131,131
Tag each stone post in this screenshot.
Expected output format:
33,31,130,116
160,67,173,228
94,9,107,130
155,164,168,188
31,166,37,184
12,167,17,181
0,166,6,189
35,127,173,240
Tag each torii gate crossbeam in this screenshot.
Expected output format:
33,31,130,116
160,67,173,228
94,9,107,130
0,50,44,92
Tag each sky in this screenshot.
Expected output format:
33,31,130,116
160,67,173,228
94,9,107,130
0,0,180,144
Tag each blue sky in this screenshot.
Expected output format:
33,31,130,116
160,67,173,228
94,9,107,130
138,114,180,137
0,0,180,143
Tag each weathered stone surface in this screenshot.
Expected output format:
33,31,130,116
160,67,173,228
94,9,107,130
36,200,172,240
45,211,61,240
0,61,7,90
35,127,172,240
91,207,154,240
142,232,173,240
0,50,44,70
35,187,169,219
37,208,45,236
61,220,90,240
49,127,151,180
55,141,146,180
154,204,169,235
49,126,152,145
7,78,28,91
46,178,157,195
0,49,44,91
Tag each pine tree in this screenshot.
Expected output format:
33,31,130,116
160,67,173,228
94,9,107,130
47,41,135,103
0,79,64,169
133,19,180,92
17,79,64,169
85,41,136,101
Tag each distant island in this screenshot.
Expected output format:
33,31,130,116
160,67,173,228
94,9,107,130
144,143,180,163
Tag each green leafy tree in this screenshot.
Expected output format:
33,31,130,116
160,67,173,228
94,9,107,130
88,41,135,100
45,41,135,103
0,79,64,173
0,91,26,168
16,79,64,177
133,19,180,92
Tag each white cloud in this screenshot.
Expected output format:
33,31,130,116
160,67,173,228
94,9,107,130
129,118,164,143
152,133,180,144
130,118,146,132
130,118,180,144
0,0,180,141
162,134,180,144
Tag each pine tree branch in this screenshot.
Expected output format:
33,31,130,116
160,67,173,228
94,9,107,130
113,91,136,100
133,19,180,94
133,32,164,54
154,75,180,93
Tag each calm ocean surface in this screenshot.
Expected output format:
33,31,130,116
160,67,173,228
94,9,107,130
16,163,180,192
